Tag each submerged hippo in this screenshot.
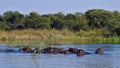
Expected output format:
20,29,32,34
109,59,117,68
68,48,78,53
41,47,59,54
95,48,103,54
76,49,86,56
76,49,93,56
59,48,71,54
17,47,104,57
19,47,32,53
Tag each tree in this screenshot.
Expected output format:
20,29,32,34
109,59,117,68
62,13,76,30
25,12,50,29
113,10,120,27
3,11,25,29
85,9,115,29
51,13,65,30
54,12,65,19
0,21,10,30
0,15,3,23
72,14,88,31
112,28,120,36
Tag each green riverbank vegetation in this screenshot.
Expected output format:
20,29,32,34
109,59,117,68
0,9,120,46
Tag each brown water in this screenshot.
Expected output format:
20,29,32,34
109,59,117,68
0,44,120,68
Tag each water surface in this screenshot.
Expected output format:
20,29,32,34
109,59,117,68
0,44,120,68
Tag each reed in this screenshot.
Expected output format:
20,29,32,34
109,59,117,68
0,29,120,47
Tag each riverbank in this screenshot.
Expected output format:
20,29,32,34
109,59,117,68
0,29,120,46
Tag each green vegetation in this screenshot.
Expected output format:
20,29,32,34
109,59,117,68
0,29,120,47
0,9,120,46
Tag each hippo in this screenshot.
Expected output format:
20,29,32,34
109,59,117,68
43,47,53,53
17,47,104,56
59,48,71,54
41,49,46,53
68,48,78,53
41,47,59,54
19,47,32,53
51,47,59,54
95,48,103,54
76,49,91,56
59,48,65,54
33,48,41,54
63,50,71,54
76,49,86,56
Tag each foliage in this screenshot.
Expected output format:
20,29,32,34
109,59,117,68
85,9,115,29
0,9,120,36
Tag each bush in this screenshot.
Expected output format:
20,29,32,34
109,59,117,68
1,37,7,42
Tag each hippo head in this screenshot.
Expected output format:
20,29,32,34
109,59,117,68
95,48,103,54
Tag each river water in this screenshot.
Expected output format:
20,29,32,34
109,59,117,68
0,44,120,68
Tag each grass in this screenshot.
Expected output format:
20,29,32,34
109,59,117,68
0,29,120,47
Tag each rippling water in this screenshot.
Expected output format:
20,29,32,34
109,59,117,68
0,44,120,68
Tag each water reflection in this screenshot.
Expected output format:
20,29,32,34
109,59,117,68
0,44,120,68
31,55,40,68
